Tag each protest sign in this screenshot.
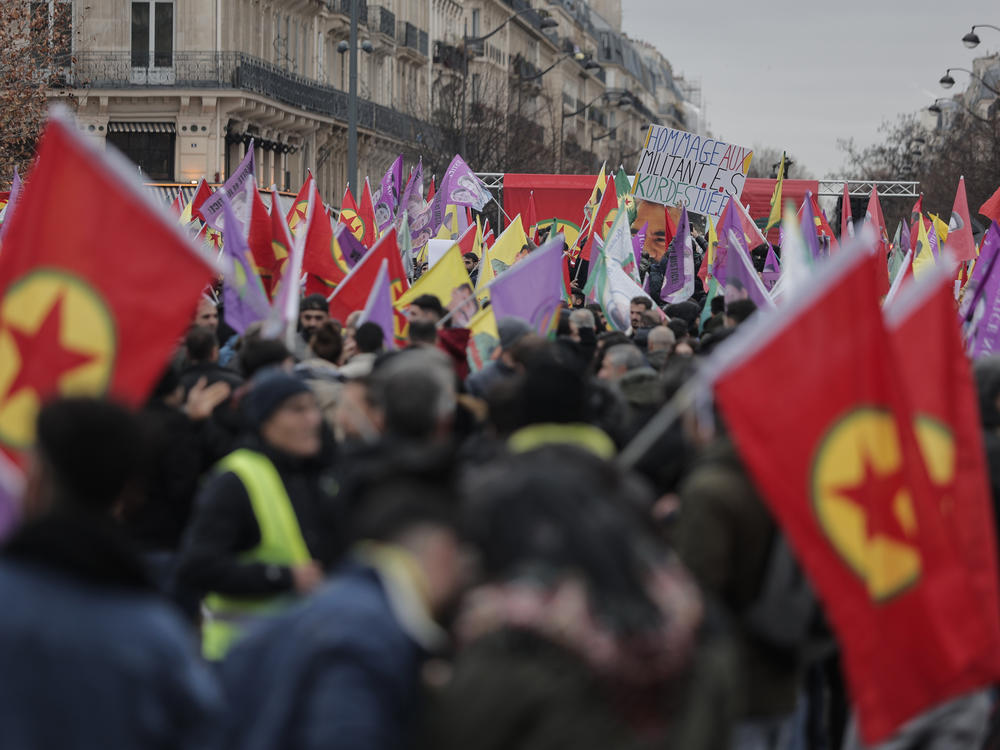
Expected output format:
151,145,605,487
632,125,753,221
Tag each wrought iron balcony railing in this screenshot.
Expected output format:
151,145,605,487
70,51,423,143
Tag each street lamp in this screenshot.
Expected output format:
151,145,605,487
928,97,991,122
518,51,600,82
962,24,1000,49
557,91,626,172
940,67,1000,96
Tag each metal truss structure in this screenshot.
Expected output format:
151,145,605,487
817,180,920,198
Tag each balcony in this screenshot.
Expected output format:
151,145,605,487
367,5,395,39
69,51,424,144
396,21,428,62
326,0,368,24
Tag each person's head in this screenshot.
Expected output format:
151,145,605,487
25,398,145,520
299,294,330,338
495,317,533,365
355,478,466,619
568,308,595,342
597,343,645,381
630,296,653,330
571,287,586,309
725,299,757,327
242,370,322,457
702,313,726,335
666,318,688,343
184,326,218,364
239,336,293,378
407,319,438,347
309,321,343,364
194,297,219,333
355,322,385,354
368,349,457,440
710,295,726,316
638,309,661,329
586,302,607,332
647,325,676,354
463,252,479,274
408,294,446,324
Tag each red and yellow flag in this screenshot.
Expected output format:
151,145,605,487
713,249,990,744
0,111,213,458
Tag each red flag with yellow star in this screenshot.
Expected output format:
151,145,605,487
709,248,990,744
285,172,312,236
303,180,349,297
338,185,365,245
884,259,1000,691
0,109,213,464
359,178,378,248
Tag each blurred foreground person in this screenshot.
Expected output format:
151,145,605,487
422,446,713,750
177,370,344,660
220,476,466,750
0,398,221,748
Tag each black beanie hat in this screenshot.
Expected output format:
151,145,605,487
242,369,311,428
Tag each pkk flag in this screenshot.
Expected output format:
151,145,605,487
980,184,1000,225
841,182,854,242
489,235,566,335
0,108,213,456
219,193,271,334
762,245,781,292
960,222,1000,357
373,155,404,234
359,178,378,248
949,176,976,262
303,182,349,296
262,187,306,340
338,185,365,244
765,152,785,233
722,228,774,311
200,145,256,231
357,259,396,350
709,247,989,744
884,262,1000,693
328,229,409,346
660,206,695,304
286,172,313,236
246,183,280,299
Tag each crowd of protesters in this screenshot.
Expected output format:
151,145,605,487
4,233,1000,750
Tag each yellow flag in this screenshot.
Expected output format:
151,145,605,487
436,204,462,240
395,243,475,324
466,306,500,373
487,216,528,275
705,216,718,271
765,152,785,233
476,242,496,293
929,213,950,246
912,215,935,279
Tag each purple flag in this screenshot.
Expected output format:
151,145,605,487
632,221,647,270
762,245,781,291
661,206,695,304
426,154,492,237
220,192,271,334
0,167,23,242
489,234,566,334
723,228,774,311
334,222,368,269
961,222,1000,357
800,192,824,261
373,154,404,233
200,144,256,231
358,259,395,350
713,198,744,285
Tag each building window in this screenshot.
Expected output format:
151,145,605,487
471,73,481,105
131,1,173,68
470,9,480,37
107,125,176,181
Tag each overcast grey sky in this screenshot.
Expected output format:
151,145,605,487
621,0,999,178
